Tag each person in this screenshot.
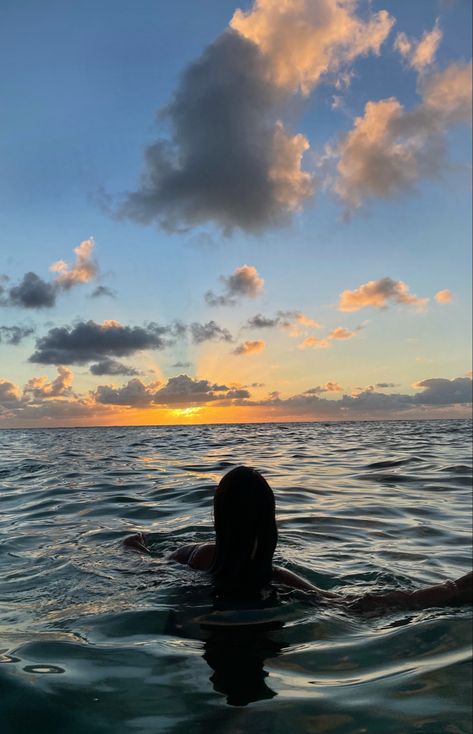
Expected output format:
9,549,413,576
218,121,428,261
124,465,472,612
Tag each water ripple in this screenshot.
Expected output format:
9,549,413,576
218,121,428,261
0,419,471,733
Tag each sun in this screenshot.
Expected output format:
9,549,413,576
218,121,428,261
171,407,202,419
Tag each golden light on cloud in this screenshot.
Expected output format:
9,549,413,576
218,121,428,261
233,339,266,356
230,0,394,94
269,122,314,210
338,277,428,312
50,239,97,288
295,313,321,328
394,20,442,72
435,288,453,304
327,326,357,340
298,336,330,350
422,61,472,122
331,62,472,209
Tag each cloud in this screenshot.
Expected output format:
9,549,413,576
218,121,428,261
243,375,472,417
268,121,314,209
205,264,264,306
412,377,472,405
328,61,472,209
190,321,233,344
327,326,359,340
298,335,330,349
1,370,102,423
29,319,172,365
1,240,100,309
49,239,97,290
90,359,140,376
421,61,472,123
247,310,321,332
94,378,159,407
24,366,74,400
153,374,229,405
233,339,266,356
294,313,320,328
117,0,400,232
0,324,35,345
90,285,116,299
435,288,453,304
247,313,280,328
394,20,442,72
0,379,22,408
230,0,394,94
305,382,343,394
6,272,57,309
119,30,314,233
338,277,428,312
171,361,193,369
298,324,361,349
1,371,471,425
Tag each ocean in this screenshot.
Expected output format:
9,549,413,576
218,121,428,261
0,419,472,734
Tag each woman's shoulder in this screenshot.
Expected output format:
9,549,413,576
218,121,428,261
169,542,215,570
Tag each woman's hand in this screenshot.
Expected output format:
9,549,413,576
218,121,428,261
123,532,150,553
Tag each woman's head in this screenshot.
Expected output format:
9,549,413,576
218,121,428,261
210,466,277,597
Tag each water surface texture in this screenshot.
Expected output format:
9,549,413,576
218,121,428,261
0,420,472,734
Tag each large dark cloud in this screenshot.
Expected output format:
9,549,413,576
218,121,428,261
412,377,472,405
0,325,35,345
29,320,172,365
154,375,230,405
118,30,306,233
89,359,139,376
95,379,157,407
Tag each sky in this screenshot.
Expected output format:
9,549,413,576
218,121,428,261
0,0,471,427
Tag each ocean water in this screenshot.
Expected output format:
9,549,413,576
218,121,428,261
0,419,471,734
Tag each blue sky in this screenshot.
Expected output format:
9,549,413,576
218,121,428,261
0,0,471,426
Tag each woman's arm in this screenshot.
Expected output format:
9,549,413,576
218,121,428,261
348,571,472,613
272,566,472,613
272,565,340,598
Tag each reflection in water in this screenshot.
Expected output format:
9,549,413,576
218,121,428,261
163,595,288,707
202,624,285,706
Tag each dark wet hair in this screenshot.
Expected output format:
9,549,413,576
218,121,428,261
209,466,278,597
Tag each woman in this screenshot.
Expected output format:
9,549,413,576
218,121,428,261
125,466,472,611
